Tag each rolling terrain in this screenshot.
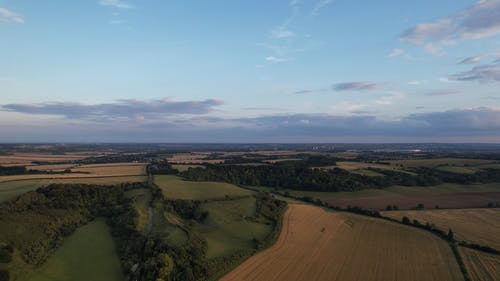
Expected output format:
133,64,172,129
222,204,463,281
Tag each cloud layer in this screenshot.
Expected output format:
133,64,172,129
400,0,500,52
1,98,224,121
449,60,500,82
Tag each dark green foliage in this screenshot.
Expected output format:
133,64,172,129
402,216,411,225
0,270,9,281
150,159,179,175
181,163,500,193
0,245,13,263
447,229,455,242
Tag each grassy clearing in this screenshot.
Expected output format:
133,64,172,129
382,208,500,250
155,175,253,200
196,197,273,259
350,169,385,177
459,247,500,281
223,204,463,281
125,188,152,234
23,218,124,281
335,161,400,171
151,202,188,247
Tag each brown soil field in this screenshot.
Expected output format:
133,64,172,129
0,163,146,183
382,209,500,250
325,192,500,211
459,247,500,281
222,204,463,281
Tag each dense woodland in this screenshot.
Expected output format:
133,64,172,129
180,162,500,192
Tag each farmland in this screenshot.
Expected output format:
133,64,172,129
254,183,500,210
382,208,500,250
459,247,500,281
155,175,253,200
22,219,123,281
222,204,463,281
0,163,147,183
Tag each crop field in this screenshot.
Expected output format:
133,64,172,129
0,163,146,183
256,183,500,210
22,219,123,281
0,176,146,203
387,158,495,168
382,208,500,250
196,197,273,259
459,247,500,281
155,175,253,200
222,204,463,281
166,153,224,164
0,153,91,166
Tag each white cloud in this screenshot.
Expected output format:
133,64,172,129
99,0,134,9
271,27,295,39
0,7,24,24
265,56,288,63
388,48,405,58
310,0,334,17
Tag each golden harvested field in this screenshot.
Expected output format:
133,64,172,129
0,163,146,183
0,153,90,165
382,209,500,250
222,204,463,281
459,247,500,281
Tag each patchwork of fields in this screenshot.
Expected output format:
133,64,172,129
222,204,463,281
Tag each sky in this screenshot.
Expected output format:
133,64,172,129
1,0,500,142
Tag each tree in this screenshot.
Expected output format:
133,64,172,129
402,216,411,225
447,229,455,242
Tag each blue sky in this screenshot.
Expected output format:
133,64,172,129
1,0,499,142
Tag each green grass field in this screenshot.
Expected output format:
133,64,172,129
196,197,273,259
0,176,146,203
155,175,253,200
0,180,43,203
23,218,124,281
